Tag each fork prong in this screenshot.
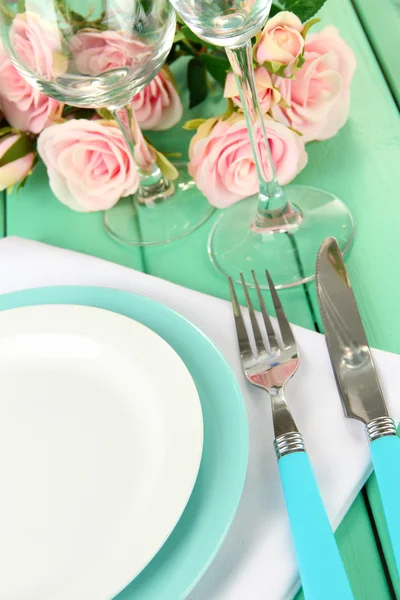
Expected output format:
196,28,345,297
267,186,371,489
266,270,296,348
228,277,252,357
251,270,279,352
240,273,265,354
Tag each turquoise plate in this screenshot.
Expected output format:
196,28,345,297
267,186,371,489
0,286,249,600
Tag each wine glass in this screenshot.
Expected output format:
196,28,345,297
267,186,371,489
0,0,214,246
167,0,354,288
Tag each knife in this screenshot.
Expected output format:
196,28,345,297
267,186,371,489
316,236,400,576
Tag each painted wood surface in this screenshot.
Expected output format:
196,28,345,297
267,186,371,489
3,0,399,596
352,0,400,106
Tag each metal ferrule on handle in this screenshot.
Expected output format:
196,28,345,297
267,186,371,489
366,416,397,441
274,432,305,459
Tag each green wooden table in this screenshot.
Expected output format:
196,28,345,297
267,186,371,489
3,0,400,597
352,0,400,107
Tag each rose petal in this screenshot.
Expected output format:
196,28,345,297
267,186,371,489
271,26,356,142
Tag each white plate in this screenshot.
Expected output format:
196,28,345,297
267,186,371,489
0,305,203,600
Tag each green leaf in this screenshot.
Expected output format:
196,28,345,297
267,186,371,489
278,94,290,108
62,107,95,120
16,0,25,13
297,53,305,68
55,0,70,20
288,126,303,136
281,0,326,21
301,17,320,38
174,30,185,43
180,26,217,50
154,150,179,181
183,118,207,131
187,58,208,109
74,109,96,119
221,98,235,120
0,127,15,138
269,3,283,17
0,135,35,168
199,53,230,86
263,60,287,77
69,10,86,22
0,4,13,25
97,108,114,120
15,176,29,192
55,0,88,23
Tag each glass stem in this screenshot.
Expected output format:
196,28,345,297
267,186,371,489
226,42,298,230
112,105,174,204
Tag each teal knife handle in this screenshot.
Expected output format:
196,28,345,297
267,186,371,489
370,434,400,576
278,451,354,599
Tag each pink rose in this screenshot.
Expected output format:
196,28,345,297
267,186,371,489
272,26,356,142
10,12,67,79
37,119,139,212
132,68,183,131
0,47,63,134
188,114,307,208
0,134,35,191
70,30,151,76
256,11,304,76
224,67,281,114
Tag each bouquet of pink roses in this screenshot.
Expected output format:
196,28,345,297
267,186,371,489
187,14,356,208
0,5,356,212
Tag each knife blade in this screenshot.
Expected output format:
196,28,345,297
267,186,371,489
316,236,400,577
315,237,388,425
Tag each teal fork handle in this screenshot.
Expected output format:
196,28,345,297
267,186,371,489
371,435,400,576
278,451,354,599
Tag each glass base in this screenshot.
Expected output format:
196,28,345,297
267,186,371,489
208,185,354,289
104,163,215,246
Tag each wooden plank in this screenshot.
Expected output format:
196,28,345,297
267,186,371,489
303,0,400,355
302,0,400,594
6,162,144,271
352,0,400,106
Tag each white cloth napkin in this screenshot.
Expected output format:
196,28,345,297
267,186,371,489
0,236,399,600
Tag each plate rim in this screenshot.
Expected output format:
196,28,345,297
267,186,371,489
0,286,249,600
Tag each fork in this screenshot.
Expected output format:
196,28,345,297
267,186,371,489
229,271,354,600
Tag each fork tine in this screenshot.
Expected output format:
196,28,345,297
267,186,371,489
240,273,265,353
228,277,252,356
266,270,296,348
251,270,279,352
